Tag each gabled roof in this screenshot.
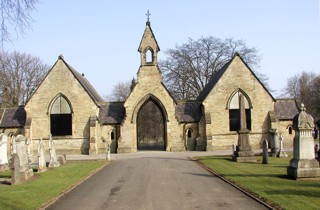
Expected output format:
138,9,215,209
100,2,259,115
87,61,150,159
197,53,275,102
0,106,26,128
175,101,203,123
63,58,104,104
274,99,298,120
99,102,125,125
138,21,160,52
26,55,104,106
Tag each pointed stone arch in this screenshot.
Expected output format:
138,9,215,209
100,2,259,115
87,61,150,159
133,94,168,150
48,94,73,136
131,94,168,124
226,89,252,131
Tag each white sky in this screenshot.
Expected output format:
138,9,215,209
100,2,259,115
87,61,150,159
4,0,320,98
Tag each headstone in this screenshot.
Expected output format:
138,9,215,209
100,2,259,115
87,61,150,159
15,135,33,181
262,140,268,164
287,104,320,179
58,154,67,165
233,94,256,162
10,135,16,155
270,128,279,157
0,133,9,171
107,144,111,161
26,138,32,163
277,134,288,157
231,144,236,157
48,134,60,168
37,138,47,172
11,153,21,185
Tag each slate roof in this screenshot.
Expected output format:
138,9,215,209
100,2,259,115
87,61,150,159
63,58,104,104
274,99,298,120
175,101,203,123
25,56,104,106
99,102,125,125
0,106,26,128
197,59,232,101
197,53,275,102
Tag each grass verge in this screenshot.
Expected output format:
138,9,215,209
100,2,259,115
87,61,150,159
0,161,106,210
197,154,320,210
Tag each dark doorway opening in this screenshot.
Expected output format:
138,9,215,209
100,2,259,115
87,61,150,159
137,99,166,150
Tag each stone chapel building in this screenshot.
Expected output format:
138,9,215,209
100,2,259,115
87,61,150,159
0,20,299,154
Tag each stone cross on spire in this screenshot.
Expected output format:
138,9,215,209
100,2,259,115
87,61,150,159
146,10,151,22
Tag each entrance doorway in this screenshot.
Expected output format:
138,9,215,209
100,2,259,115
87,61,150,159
137,99,166,150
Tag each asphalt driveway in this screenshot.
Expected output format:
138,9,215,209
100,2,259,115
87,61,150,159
47,151,269,210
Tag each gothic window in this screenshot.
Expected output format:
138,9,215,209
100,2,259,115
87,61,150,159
146,48,153,63
187,129,192,138
110,130,115,140
288,126,292,135
228,91,251,131
50,95,72,136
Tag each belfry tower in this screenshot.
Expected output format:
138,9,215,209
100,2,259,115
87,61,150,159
117,12,182,153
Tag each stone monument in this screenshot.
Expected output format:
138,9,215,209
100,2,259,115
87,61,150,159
233,94,256,162
15,135,33,181
287,104,320,179
37,138,47,172
262,140,268,164
277,134,288,157
270,128,279,157
11,153,21,185
0,133,9,171
48,134,60,168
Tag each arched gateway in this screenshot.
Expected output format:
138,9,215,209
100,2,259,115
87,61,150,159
137,99,166,150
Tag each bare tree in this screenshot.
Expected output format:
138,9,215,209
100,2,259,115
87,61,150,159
105,81,131,102
0,51,49,106
0,0,39,45
159,36,268,100
283,71,320,120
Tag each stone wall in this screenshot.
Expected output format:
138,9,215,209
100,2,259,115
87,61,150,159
204,56,274,150
25,58,100,154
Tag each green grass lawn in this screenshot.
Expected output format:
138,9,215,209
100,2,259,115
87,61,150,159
198,154,320,210
0,161,106,210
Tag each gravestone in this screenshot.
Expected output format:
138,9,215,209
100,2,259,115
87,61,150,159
231,144,236,157
277,134,288,157
11,153,21,185
37,138,47,172
233,94,256,162
0,133,9,171
287,104,320,179
15,135,33,181
58,154,67,165
10,135,16,155
270,128,279,157
48,134,60,168
262,140,268,164
26,138,32,163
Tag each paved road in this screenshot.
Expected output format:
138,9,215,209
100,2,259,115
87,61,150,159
47,152,269,210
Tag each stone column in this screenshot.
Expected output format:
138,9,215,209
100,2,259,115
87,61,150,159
262,140,268,164
287,104,320,179
233,94,256,162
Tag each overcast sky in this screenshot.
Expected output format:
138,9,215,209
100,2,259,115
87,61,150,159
4,0,320,98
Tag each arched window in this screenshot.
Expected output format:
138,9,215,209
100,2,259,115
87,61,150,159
50,95,72,136
110,130,115,140
146,49,153,63
187,129,192,138
228,91,251,131
288,126,292,135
